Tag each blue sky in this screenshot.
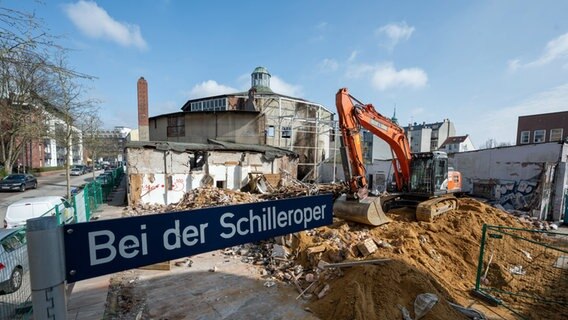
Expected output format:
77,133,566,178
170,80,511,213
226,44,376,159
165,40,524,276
9,0,568,147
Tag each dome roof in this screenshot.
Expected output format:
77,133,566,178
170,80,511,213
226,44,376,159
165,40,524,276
252,66,270,75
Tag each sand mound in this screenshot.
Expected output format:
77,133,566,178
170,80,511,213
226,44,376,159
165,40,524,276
297,197,541,319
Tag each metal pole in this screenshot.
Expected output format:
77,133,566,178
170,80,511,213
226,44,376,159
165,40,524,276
27,216,67,319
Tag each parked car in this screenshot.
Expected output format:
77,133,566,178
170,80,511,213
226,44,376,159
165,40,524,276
0,174,37,192
70,167,83,176
4,196,74,228
0,227,27,294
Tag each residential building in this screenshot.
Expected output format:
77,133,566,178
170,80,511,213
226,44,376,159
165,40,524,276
439,135,475,154
403,119,456,153
93,126,131,163
516,111,568,145
145,67,334,181
42,112,84,167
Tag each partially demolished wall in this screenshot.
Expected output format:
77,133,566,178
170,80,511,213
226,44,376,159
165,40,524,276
126,145,298,207
451,142,567,221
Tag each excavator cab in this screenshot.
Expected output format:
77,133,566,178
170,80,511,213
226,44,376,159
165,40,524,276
409,151,449,196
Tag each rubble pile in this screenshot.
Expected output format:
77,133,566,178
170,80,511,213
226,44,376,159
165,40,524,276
172,186,260,209
121,184,565,319
125,187,262,216
259,182,347,201
210,197,564,320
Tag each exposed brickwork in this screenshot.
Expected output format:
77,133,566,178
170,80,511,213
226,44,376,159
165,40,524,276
517,111,568,145
137,77,149,126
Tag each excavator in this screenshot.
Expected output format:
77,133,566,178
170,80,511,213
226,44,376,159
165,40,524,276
333,88,462,226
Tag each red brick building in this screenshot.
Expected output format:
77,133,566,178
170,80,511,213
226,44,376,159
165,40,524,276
516,111,568,145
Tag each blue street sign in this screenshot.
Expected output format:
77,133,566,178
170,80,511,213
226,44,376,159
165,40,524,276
63,194,333,282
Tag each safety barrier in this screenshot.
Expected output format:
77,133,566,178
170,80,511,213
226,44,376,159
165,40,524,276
0,167,124,319
474,224,568,319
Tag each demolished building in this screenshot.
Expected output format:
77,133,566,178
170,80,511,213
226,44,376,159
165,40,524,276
125,140,298,206
319,141,568,222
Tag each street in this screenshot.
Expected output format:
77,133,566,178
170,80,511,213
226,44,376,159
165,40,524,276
0,170,103,226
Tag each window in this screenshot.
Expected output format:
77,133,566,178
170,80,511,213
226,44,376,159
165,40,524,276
520,131,530,144
167,115,185,137
267,126,275,137
282,126,292,138
533,129,545,143
550,128,563,142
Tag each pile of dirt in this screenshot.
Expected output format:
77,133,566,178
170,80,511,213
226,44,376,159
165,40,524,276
120,187,565,319
294,198,566,320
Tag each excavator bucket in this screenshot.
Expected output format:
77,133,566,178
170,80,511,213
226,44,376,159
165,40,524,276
415,194,459,222
333,195,392,226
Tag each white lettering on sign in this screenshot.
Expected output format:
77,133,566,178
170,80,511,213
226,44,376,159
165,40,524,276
83,201,329,269
88,224,149,266
219,204,326,239
163,220,208,250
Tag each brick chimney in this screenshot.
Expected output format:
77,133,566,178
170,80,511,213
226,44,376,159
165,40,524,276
137,77,149,141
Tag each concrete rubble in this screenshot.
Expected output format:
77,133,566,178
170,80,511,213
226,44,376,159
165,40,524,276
112,176,565,319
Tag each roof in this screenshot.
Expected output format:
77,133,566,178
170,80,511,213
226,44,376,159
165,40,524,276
180,91,333,114
252,66,270,75
440,135,469,147
148,110,260,121
8,196,64,205
518,111,568,119
125,139,298,161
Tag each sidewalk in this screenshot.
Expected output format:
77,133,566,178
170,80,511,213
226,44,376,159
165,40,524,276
67,176,127,320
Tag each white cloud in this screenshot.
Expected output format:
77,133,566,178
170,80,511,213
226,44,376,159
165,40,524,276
468,83,568,143
348,51,358,62
318,58,339,72
510,32,568,70
63,1,147,50
316,22,328,30
345,63,427,90
376,22,415,49
187,80,238,98
371,63,428,91
271,76,303,96
507,59,521,71
345,63,375,79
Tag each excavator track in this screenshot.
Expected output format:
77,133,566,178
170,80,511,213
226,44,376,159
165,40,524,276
415,194,459,222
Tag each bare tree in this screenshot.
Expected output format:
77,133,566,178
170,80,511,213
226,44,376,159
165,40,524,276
0,48,55,174
81,113,105,180
49,55,98,199
483,138,512,149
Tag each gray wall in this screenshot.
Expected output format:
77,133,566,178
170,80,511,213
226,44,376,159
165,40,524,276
450,142,567,221
149,112,262,145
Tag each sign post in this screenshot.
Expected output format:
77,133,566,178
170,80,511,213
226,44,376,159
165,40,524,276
27,216,67,320
27,194,333,317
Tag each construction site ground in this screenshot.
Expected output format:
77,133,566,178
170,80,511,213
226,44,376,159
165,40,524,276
97,186,568,320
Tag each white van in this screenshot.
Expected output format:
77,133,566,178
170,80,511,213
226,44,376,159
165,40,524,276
4,196,74,228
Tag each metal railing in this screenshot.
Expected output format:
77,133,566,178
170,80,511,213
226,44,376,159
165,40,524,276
474,224,568,319
0,166,124,319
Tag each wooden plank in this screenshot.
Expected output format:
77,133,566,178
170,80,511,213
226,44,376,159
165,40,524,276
321,258,391,268
138,261,171,271
306,245,327,255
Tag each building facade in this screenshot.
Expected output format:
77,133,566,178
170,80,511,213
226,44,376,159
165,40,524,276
403,119,456,153
147,67,334,181
42,114,84,167
439,135,475,154
516,111,568,145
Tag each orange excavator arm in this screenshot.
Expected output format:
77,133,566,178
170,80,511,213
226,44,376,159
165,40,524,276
336,88,412,197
